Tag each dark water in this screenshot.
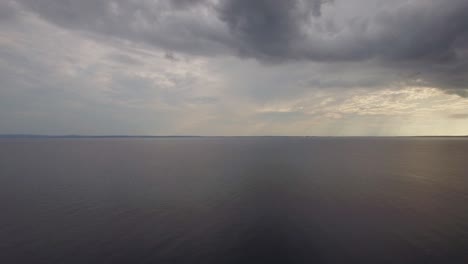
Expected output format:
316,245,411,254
1,138,468,264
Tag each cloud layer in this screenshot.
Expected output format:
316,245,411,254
8,0,468,93
1,0,468,135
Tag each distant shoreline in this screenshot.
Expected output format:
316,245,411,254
0,135,203,139
0,135,467,139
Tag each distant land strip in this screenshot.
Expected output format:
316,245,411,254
0,135,467,138
0,134,203,138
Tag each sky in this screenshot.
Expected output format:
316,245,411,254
1,0,468,136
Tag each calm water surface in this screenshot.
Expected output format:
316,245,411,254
1,138,468,263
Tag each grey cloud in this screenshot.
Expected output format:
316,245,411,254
170,0,209,9
0,36,179,134
20,0,109,29
188,96,218,104
217,0,468,62
17,0,231,56
217,0,305,60
10,0,468,94
372,1,467,64
164,52,179,61
107,53,143,65
16,0,467,61
447,89,468,98
0,1,20,21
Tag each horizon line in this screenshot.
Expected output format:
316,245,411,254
0,134,467,138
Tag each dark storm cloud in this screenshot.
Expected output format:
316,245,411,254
16,0,231,56
15,0,467,60
217,0,468,62
366,0,468,62
217,0,332,60
218,0,468,93
11,0,468,93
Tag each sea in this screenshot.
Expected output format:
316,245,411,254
1,137,468,263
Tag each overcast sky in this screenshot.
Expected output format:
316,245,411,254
1,0,468,136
